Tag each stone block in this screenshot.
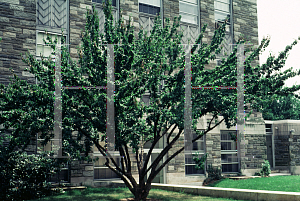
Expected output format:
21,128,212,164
3,32,16,38
85,166,94,171
0,17,9,23
83,170,94,177
0,0,19,4
9,4,24,11
290,166,300,175
23,29,35,35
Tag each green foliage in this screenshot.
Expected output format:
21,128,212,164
0,151,61,201
207,164,223,180
1,0,300,200
228,132,237,141
254,172,261,176
193,153,208,170
260,160,271,177
260,94,300,120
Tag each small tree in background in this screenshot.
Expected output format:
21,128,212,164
260,93,300,120
1,1,300,200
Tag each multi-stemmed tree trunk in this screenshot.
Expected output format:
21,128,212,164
2,1,300,201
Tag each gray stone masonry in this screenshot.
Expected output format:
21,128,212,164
0,0,36,87
244,134,267,169
290,135,300,166
206,132,221,169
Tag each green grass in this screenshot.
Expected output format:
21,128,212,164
207,175,300,192
30,186,245,201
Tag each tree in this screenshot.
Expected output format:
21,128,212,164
0,70,67,200
2,1,300,200
259,93,300,120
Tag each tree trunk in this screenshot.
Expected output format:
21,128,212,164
134,183,151,201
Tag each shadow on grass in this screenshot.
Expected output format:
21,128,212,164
205,179,228,187
32,186,245,201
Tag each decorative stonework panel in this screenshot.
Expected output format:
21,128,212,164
180,23,199,45
95,6,118,34
139,15,155,37
37,0,68,30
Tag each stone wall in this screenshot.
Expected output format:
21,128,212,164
206,132,221,169
70,158,94,186
240,112,267,176
243,134,267,168
273,122,290,167
287,122,300,174
0,0,36,87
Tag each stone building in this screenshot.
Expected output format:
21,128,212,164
0,0,269,186
265,120,300,175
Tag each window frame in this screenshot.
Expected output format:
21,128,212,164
179,0,200,25
36,0,69,60
185,130,206,176
93,151,121,180
220,130,239,173
92,0,117,7
93,0,119,35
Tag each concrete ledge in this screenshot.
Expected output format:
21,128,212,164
51,186,87,191
151,183,300,201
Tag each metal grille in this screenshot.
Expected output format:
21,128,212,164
37,0,68,30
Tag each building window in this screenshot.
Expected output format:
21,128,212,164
214,0,230,23
139,0,160,15
214,0,233,62
36,0,69,59
93,0,119,34
139,0,161,37
36,132,70,183
94,156,120,180
139,3,160,15
36,31,66,58
47,162,70,183
185,131,205,175
92,0,117,7
179,0,198,25
221,130,239,173
179,0,199,45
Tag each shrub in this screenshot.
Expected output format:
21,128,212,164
207,164,223,180
0,150,62,201
203,164,224,185
254,172,261,176
260,160,271,177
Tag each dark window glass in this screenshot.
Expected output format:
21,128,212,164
185,165,204,175
139,3,160,15
185,153,205,175
92,0,116,7
94,168,119,179
48,168,70,183
222,164,238,173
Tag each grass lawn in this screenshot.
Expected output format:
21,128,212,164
207,175,300,192
30,186,245,201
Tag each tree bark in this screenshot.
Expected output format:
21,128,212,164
134,183,151,201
